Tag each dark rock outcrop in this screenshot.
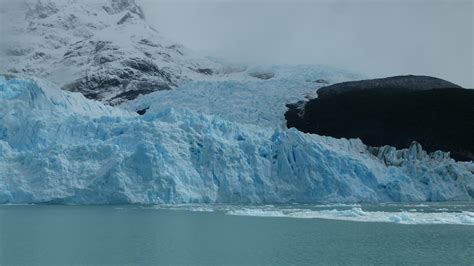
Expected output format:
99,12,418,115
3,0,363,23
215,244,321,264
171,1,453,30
286,75,474,161
103,0,145,19
26,1,59,19
136,107,149,115
317,75,462,98
196,68,213,75
249,70,275,80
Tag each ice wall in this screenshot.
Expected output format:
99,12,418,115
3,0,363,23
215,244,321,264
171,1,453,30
0,76,473,204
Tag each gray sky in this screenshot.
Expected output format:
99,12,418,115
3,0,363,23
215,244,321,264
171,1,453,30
140,0,473,87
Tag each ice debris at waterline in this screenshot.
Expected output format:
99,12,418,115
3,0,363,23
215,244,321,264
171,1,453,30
145,204,474,225
226,207,474,225
0,76,473,204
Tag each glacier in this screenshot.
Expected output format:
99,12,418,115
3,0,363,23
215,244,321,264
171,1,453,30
121,64,363,128
0,76,473,204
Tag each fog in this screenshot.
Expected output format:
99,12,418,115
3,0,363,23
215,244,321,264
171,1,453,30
0,0,472,87
140,0,473,87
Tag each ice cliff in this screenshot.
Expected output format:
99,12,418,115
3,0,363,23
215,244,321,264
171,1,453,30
1,76,473,204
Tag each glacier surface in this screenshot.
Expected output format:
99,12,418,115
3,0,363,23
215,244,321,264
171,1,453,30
0,76,473,204
121,65,362,128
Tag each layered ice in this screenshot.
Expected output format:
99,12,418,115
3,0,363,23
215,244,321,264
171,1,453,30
0,76,473,204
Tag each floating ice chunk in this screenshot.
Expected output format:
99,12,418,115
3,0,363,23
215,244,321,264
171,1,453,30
226,206,474,225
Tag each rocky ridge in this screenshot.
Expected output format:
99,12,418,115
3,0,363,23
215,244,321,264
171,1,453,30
1,0,226,104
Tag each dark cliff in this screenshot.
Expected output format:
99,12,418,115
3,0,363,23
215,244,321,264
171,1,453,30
286,76,474,161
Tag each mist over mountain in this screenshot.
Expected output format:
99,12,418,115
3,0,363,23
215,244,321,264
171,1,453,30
139,0,474,88
0,0,226,104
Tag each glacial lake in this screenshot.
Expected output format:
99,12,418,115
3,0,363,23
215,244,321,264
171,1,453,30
1,203,473,265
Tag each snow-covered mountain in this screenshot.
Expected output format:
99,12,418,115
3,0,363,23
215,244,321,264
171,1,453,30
1,76,473,204
0,0,362,124
0,0,227,104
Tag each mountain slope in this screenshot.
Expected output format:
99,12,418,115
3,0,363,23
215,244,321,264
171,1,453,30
1,0,362,124
0,0,224,104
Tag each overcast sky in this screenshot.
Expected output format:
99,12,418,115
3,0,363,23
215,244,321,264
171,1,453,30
140,0,473,87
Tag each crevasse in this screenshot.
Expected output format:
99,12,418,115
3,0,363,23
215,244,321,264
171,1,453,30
0,76,473,204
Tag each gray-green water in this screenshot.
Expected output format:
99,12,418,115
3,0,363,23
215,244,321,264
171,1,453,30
1,204,473,265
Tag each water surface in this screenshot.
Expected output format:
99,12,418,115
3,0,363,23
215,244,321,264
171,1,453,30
1,203,473,265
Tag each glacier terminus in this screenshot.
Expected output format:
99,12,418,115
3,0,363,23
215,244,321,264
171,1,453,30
1,76,472,204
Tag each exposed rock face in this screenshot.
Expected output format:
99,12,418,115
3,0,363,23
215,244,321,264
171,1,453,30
249,70,275,80
317,75,462,98
25,0,59,19
286,76,474,161
103,0,145,19
0,0,223,104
